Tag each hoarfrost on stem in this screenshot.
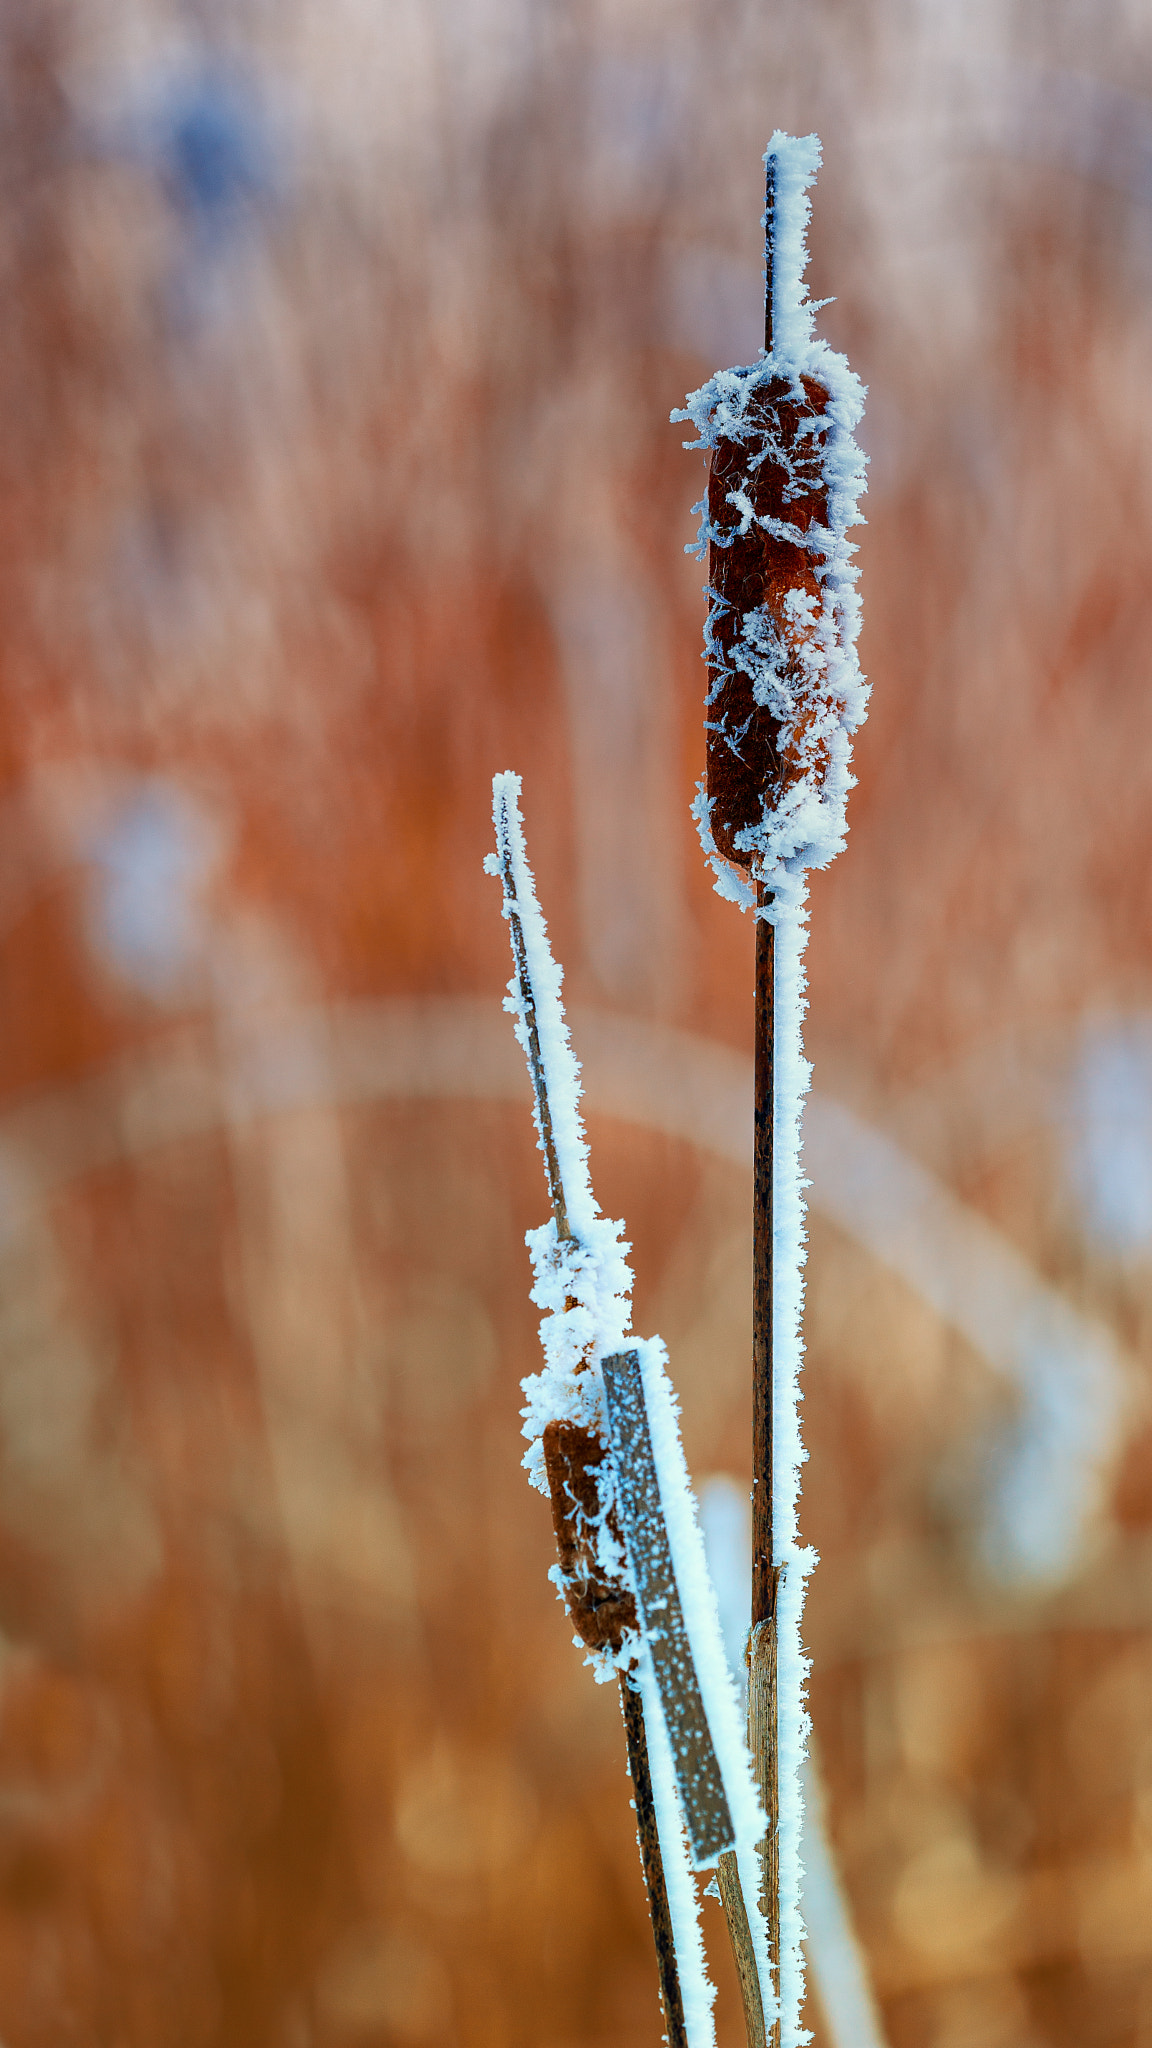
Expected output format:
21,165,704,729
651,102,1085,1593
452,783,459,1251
487,775,777,2030
485,770,633,1496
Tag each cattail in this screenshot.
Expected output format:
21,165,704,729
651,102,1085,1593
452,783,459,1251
488,774,774,2048
703,363,833,866
674,133,868,2048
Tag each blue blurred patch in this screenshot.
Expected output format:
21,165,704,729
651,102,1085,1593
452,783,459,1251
1067,1017,1152,1257
161,69,271,235
83,781,221,1001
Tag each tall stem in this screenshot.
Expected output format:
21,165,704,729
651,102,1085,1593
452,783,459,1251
764,157,776,354
752,882,781,2044
754,146,778,1623
752,888,775,1624
497,832,573,1242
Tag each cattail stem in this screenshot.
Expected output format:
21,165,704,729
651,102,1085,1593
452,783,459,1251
496,816,573,1243
752,890,775,1622
754,155,778,1619
749,1610,781,2048
764,157,776,354
750,137,783,2032
752,890,781,2039
718,1848,768,2048
620,1677,690,2048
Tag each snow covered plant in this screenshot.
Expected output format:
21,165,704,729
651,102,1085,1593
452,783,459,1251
671,132,869,2048
673,131,868,918
486,132,868,2048
487,773,773,2048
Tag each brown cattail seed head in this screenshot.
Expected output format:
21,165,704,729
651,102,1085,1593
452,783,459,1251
541,1419,637,1655
706,374,831,867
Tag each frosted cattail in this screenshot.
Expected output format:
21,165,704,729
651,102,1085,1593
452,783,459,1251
487,773,775,2048
704,365,833,864
676,134,867,905
674,134,868,2048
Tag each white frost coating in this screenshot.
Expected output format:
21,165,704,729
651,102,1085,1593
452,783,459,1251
487,769,603,1246
485,773,634,1500
636,1658,717,2048
519,1210,634,1503
771,907,819,2048
671,133,868,906
636,1338,776,2019
766,131,823,362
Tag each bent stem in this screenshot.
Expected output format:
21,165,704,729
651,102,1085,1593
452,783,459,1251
718,1848,768,2048
620,1676,690,2048
494,785,692,2029
495,786,573,1243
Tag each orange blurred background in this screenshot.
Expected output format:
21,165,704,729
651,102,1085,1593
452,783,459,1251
0,3,1151,2044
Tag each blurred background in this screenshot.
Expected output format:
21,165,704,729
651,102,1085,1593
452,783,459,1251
0,0,1150,2043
